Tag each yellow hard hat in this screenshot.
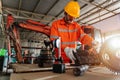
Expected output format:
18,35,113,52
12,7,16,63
64,1,80,18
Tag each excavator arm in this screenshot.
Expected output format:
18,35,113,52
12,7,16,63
6,14,51,63
17,20,50,37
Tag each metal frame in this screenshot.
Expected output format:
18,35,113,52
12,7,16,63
2,0,120,25
1,0,120,41
77,0,120,24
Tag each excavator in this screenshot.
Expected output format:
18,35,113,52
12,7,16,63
5,14,120,75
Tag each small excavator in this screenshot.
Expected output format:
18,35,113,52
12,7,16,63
5,14,120,75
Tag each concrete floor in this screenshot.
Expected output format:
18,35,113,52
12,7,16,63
0,72,10,80
10,66,120,80
1,64,120,80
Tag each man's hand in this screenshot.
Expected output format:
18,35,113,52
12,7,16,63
64,47,76,61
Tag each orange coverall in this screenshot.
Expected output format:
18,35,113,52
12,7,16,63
80,34,93,47
50,18,93,63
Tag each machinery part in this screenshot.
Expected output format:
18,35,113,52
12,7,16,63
73,65,89,76
6,14,23,63
55,57,64,63
73,49,101,66
44,40,53,50
53,37,66,73
6,16,51,63
13,20,51,62
6,23,23,63
53,38,61,48
53,63,65,73
17,21,50,37
38,49,54,67
99,35,120,73
0,56,4,71
73,68,84,76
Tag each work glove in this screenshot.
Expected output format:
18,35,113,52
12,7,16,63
64,47,76,61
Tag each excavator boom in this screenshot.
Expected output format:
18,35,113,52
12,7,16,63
6,14,51,63
17,20,50,37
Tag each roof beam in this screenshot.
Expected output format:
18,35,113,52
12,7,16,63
79,0,115,14
85,7,120,24
4,8,18,16
0,0,4,35
80,0,110,17
46,10,64,25
3,13,50,23
77,0,120,22
90,12,120,25
31,0,41,18
3,7,56,19
42,0,59,19
17,0,22,16
42,0,59,25
0,0,2,13
3,7,61,23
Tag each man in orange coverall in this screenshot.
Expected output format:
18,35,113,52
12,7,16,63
50,0,93,63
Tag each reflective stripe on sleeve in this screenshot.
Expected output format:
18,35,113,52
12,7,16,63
78,33,86,41
61,41,76,45
58,28,77,32
50,35,59,39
